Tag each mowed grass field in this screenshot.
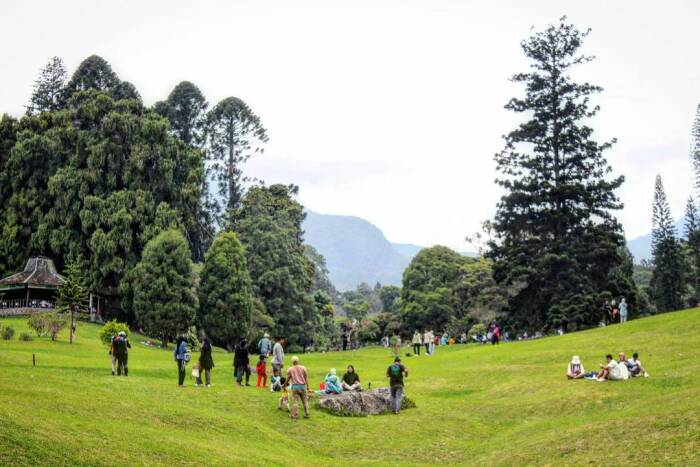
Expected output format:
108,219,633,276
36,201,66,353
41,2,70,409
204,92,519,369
1,310,699,466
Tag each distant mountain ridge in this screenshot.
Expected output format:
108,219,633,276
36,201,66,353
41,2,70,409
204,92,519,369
626,218,686,262
302,211,476,291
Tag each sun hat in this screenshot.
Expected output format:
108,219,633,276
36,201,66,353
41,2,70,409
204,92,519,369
330,368,336,376
571,356,581,365
118,331,126,337
292,356,300,364
264,332,270,338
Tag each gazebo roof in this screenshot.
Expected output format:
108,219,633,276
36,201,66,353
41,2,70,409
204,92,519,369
0,257,65,290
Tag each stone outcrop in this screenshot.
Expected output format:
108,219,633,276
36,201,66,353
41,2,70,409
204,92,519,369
314,387,415,416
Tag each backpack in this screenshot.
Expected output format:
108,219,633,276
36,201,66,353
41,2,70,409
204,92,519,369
390,364,402,377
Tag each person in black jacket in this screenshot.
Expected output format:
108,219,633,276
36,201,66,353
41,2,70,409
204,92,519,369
233,338,250,386
197,336,214,387
113,331,131,376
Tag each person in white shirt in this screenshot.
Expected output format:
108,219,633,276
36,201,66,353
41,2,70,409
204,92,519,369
617,352,630,380
628,352,650,377
597,354,623,381
566,355,585,379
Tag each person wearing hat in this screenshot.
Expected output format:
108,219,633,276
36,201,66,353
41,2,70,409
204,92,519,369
113,331,131,376
386,356,408,414
285,356,310,419
566,355,585,379
258,333,272,358
323,368,343,394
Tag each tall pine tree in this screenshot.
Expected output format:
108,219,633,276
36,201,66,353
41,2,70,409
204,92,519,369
684,196,700,305
26,56,67,115
650,175,685,312
488,18,632,332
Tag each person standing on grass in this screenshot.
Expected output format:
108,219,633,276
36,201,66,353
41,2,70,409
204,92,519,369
391,333,401,357
285,356,310,419
412,330,422,356
423,330,432,355
234,338,251,386
196,336,214,387
109,335,117,375
258,333,272,357
619,298,628,323
174,336,189,386
272,336,285,374
491,323,501,345
386,357,408,414
256,355,268,388
113,331,131,376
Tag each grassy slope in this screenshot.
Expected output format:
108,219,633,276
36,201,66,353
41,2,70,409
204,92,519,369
1,310,699,466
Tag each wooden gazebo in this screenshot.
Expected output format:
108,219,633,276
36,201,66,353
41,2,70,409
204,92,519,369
0,257,65,313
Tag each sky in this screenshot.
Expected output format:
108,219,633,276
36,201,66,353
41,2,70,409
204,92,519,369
1,0,699,250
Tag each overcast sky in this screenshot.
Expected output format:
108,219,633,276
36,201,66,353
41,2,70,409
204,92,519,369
1,0,699,250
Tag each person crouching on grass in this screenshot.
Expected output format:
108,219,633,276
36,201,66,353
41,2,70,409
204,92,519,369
596,354,623,382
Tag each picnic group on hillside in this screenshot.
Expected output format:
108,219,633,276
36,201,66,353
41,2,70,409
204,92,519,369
164,332,410,419
566,352,650,382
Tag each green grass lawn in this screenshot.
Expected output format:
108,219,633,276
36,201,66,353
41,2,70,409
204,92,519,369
1,310,699,466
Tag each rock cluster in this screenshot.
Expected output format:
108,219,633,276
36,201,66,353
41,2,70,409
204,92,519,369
315,387,415,416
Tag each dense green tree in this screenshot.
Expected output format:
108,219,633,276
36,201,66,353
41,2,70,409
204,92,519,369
237,184,317,347
304,244,338,300
379,285,401,314
0,88,205,319
63,55,120,99
156,81,208,146
198,231,253,349
488,18,628,332
650,176,685,312
132,229,197,344
454,258,509,327
26,57,68,114
207,97,269,228
690,104,700,191
110,81,142,101
684,196,700,305
400,246,466,333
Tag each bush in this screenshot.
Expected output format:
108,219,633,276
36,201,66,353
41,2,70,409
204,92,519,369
358,320,380,344
98,320,130,344
19,332,33,341
467,323,487,338
1,326,15,340
286,344,304,354
28,314,48,337
45,313,68,341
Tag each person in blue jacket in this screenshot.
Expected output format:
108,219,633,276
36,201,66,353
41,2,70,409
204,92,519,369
323,368,343,394
174,336,188,387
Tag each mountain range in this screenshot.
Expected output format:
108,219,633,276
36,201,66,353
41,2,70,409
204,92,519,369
303,211,684,291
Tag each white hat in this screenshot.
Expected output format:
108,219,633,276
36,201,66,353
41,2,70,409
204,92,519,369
264,333,270,338
571,355,581,365
291,356,300,364
118,331,126,337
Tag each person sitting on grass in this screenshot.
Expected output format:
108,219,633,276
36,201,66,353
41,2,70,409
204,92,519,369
617,352,630,380
566,355,585,379
627,352,650,377
596,354,623,382
323,368,343,394
270,367,285,392
341,365,361,391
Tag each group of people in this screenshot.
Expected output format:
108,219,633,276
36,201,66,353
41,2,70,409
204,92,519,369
601,298,629,325
566,352,649,381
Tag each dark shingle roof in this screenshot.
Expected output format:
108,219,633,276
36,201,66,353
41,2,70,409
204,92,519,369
0,257,65,288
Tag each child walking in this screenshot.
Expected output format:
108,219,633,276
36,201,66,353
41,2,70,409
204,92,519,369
256,356,268,388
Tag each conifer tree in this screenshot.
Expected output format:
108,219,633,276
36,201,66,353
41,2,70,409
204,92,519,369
26,56,67,114
206,97,269,228
684,196,700,306
488,18,633,332
198,231,253,349
650,176,685,312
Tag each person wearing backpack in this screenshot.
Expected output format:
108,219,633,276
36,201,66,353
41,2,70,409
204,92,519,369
386,356,408,414
196,336,214,387
113,331,131,376
174,336,189,387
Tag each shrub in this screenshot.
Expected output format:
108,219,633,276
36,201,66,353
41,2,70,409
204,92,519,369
287,344,304,354
19,332,33,341
1,326,15,340
358,320,380,344
45,313,68,341
98,320,130,344
28,314,48,337
467,323,487,339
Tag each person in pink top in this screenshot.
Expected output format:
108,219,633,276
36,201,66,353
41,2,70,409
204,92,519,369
285,356,310,419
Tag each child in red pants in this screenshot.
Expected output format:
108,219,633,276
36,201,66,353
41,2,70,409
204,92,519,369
256,356,268,387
